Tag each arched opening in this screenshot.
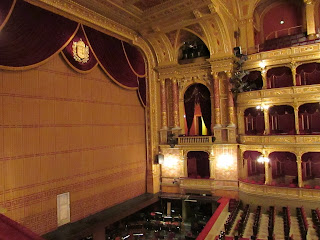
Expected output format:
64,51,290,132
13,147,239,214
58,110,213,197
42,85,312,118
302,152,320,188
244,107,265,135
178,31,209,64
299,103,320,134
269,105,295,134
269,152,297,187
254,0,305,51
267,66,293,88
296,62,320,85
187,151,210,179
184,84,211,136
242,71,263,91
243,151,265,184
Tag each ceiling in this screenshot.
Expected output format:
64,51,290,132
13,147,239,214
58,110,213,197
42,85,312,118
72,0,216,34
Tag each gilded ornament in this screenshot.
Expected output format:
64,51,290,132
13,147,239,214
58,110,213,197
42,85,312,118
72,38,89,63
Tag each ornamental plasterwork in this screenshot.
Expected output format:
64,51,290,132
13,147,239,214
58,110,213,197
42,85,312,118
240,135,320,145
29,0,138,41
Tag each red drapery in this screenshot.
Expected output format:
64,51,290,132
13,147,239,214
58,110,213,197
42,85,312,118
0,0,147,106
267,67,293,88
184,84,211,135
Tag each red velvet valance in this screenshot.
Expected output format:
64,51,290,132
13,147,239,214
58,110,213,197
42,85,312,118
83,26,139,89
0,0,147,106
0,0,78,68
0,0,15,29
61,25,98,72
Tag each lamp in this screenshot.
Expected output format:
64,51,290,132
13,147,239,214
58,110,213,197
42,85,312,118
257,155,270,163
256,104,269,110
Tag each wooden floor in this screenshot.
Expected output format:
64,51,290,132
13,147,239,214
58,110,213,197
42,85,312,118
42,193,159,240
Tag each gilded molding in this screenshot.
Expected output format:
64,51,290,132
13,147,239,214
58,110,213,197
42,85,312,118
26,0,138,41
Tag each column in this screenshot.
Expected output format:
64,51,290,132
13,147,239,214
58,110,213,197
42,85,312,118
238,108,245,135
264,150,272,185
239,148,247,180
264,108,270,135
227,71,236,127
305,0,316,39
261,68,267,89
297,155,303,188
213,72,221,127
209,152,215,179
246,18,256,54
294,105,300,134
182,153,188,177
160,78,168,129
291,63,297,86
172,77,180,129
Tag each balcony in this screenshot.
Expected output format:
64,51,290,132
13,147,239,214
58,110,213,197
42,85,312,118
239,135,320,145
178,135,215,145
239,180,320,201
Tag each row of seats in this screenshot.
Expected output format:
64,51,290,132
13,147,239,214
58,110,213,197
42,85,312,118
297,206,308,240
311,208,320,239
282,206,292,240
267,206,275,240
251,206,262,239
235,204,250,238
224,201,242,234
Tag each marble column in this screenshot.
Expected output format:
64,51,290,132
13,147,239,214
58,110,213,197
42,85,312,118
160,78,168,129
305,0,316,39
297,155,303,188
172,77,180,129
213,72,221,127
227,71,236,127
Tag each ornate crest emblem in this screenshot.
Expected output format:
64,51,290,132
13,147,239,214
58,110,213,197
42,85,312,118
72,38,89,63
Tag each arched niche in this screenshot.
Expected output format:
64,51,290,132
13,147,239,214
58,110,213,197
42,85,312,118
269,105,295,134
269,151,297,186
187,151,210,179
177,30,210,64
301,152,320,188
243,151,265,184
244,107,265,135
253,0,305,50
296,62,320,86
298,102,320,134
242,71,263,91
267,66,293,88
183,83,212,136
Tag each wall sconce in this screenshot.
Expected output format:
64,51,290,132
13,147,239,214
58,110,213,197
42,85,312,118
259,61,266,69
217,154,234,170
256,104,269,110
257,155,270,163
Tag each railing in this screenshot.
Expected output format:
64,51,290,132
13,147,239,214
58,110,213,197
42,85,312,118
266,25,302,40
178,135,215,144
239,180,320,200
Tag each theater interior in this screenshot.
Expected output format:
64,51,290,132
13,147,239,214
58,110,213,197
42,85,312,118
1,0,320,239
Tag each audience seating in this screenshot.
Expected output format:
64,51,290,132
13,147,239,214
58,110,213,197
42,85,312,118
224,201,242,234
267,206,275,240
296,206,308,240
311,208,320,239
235,204,250,238
282,206,291,239
251,206,261,239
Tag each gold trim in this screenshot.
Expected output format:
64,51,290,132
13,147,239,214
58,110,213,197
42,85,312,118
0,0,17,32
0,23,80,71
60,51,98,74
121,41,146,78
82,24,138,91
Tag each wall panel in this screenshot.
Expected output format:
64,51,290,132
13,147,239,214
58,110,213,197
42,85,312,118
0,54,146,235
